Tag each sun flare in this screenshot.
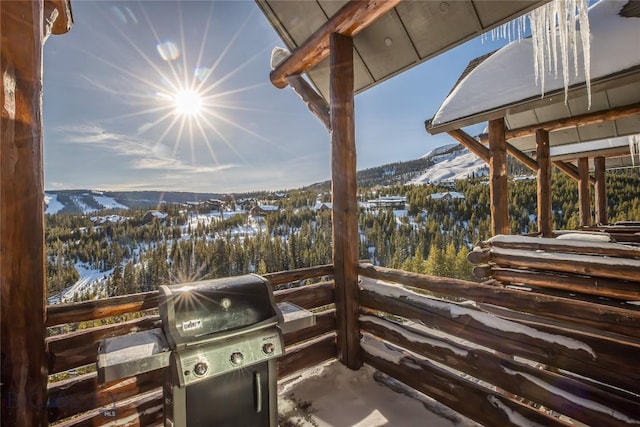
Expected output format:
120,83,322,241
173,89,203,116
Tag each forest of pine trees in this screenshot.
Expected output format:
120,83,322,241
45,170,640,302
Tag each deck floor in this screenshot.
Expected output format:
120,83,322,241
277,360,478,427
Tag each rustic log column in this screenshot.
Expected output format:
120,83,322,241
330,33,361,370
577,157,592,227
488,119,509,235
1,2,46,425
594,156,607,225
536,129,553,236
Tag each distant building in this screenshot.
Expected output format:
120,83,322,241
367,196,406,210
142,210,168,224
314,201,332,212
205,199,224,210
250,205,280,217
430,191,465,201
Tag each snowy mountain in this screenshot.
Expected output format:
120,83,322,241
410,144,487,185
44,190,226,214
44,144,485,215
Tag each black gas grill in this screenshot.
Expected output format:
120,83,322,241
97,274,314,427
159,275,283,426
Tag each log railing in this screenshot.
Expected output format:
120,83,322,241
358,262,640,427
46,265,336,426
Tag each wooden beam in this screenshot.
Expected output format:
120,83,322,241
286,75,331,130
488,119,509,235
330,33,361,370
479,101,640,142
506,141,539,173
578,157,592,227
446,129,489,163
594,156,608,225
552,159,596,185
1,2,48,425
44,0,73,35
270,0,401,89
536,129,553,237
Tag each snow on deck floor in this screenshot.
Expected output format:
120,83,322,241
278,360,478,427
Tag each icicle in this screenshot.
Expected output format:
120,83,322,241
481,0,591,107
577,0,591,109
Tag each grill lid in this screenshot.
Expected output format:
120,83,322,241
159,274,280,348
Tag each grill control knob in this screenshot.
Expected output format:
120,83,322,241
230,352,244,366
193,362,208,377
262,342,275,355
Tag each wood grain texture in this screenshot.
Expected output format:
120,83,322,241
330,33,361,370
1,2,47,425
488,118,509,235
594,156,608,224
536,129,552,236
269,0,401,88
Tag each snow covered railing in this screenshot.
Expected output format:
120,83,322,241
579,224,640,243
45,264,336,426
357,264,640,427
468,235,640,303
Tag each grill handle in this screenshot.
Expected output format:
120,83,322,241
254,371,262,413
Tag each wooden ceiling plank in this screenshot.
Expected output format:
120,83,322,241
270,0,402,89
479,101,640,143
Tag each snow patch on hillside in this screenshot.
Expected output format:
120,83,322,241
411,147,487,184
48,263,112,304
93,194,128,210
421,143,459,160
45,193,65,214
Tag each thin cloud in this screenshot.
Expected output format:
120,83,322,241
55,122,237,174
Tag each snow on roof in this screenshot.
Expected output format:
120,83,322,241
314,202,332,210
257,204,279,211
431,0,640,127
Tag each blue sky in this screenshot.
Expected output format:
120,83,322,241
43,1,507,193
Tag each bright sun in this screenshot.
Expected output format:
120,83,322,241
173,89,203,116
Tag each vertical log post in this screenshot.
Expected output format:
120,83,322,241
488,118,509,236
536,129,552,237
594,156,607,225
577,157,592,227
1,1,48,425
330,33,361,370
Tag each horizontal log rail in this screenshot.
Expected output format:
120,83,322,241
358,263,640,340
361,335,570,427
482,247,640,282
47,315,161,375
52,388,163,427
46,281,335,376
487,267,640,301
46,266,336,423
359,278,640,396
476,235,640,259
46,264,334,327
47,369,162,423
278,333,337,379
360,319,640,426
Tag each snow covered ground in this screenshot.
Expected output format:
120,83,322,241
48,263,112,304
411,149,487,184
278,360,477,427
